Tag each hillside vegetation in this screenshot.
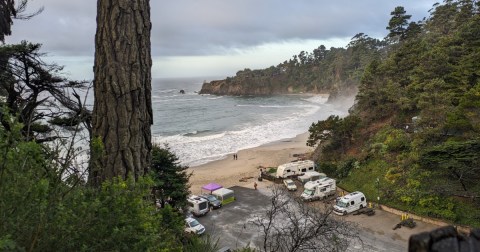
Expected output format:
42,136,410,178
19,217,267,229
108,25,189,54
199,34,384,97
308,1,480,226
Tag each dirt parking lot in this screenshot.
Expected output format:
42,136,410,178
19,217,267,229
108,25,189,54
196,181,440,251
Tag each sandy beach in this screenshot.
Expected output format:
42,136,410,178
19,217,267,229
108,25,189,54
188,132,313,194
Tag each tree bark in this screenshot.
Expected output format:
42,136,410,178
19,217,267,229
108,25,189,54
90,0,152,186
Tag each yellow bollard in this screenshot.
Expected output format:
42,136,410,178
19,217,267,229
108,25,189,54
369,202,372,208
401,214,405,221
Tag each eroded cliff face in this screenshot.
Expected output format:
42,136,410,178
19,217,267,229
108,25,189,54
199,75,328,96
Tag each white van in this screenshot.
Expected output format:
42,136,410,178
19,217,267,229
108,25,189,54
187,195,209,217
276,160,315,178
333,191,366,215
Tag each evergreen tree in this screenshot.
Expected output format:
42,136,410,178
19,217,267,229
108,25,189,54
386,6,412,42
91,0,153,185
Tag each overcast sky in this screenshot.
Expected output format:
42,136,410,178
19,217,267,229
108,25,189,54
6,0,436,80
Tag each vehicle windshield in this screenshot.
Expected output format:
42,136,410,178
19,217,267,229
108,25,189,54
287,182,295,186
303,189,313,195
205,195,217,201
189,219,200,227
336,200,348,208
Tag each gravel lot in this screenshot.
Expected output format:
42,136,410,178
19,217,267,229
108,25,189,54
197,183,439,251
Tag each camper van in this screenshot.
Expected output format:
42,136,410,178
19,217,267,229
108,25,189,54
301,177,336,201
297,171,326,184
187,195,209,217
276,160,315,178
333,191,366,215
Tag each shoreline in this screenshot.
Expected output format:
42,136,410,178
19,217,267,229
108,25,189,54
188,132,313,194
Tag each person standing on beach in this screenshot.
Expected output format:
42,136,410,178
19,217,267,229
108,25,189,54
254,182,257,190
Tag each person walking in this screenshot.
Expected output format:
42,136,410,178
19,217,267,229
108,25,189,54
254,182,258,190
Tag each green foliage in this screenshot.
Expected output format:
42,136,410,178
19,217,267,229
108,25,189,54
267,167,277,174
372,127,410,153
420,140,480,192
386,6,412,42
0,41,90,143
0,121,186,251
308,115,360,159
151,144,191,209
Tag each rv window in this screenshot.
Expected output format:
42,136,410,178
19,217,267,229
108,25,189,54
286,169,291,173
321,188,326,192
361,197,365,201
346,203,350,207
351,201,355,206
301,168,306,172
308,167,313,170
188,202,194,207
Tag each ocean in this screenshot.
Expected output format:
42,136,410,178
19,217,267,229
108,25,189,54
152,77,352,167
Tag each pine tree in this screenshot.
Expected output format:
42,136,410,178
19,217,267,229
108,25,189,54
90,0,153,185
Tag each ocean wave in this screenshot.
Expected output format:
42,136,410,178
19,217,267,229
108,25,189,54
152,104,339,167
207,96,223,100
302,95,329,104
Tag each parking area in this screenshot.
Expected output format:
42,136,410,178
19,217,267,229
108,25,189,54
195,182,438,251
198,186,267,249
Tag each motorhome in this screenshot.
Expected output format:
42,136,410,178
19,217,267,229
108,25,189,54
333,191,367,215
297,171,326,184
301,177,336,201
187,195,209,217
276,160,315,178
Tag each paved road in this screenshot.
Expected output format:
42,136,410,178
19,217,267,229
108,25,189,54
198,185,436,251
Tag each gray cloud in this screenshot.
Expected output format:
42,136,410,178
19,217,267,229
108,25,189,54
7,0,435,58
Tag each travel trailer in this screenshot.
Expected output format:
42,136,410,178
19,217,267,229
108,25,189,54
300,177,336,201
187,195,209,217
333,191,367,215
297,171,326,184
212,188,235,205
276,160,315,178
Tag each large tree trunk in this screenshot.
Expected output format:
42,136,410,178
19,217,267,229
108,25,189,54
90,0,152,186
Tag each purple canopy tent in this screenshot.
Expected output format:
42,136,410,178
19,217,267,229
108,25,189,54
201,183,223,194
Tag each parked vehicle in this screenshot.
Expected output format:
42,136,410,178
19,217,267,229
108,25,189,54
301,177,336,201
212,188,236,205
187,195,209,216
297,171,326,184
333,191,367,215
200,194,222,209
283,179,297,191
185,217,205,235
276,160,315,178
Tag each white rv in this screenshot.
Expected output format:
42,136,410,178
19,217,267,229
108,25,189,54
276,160,315,178
333,191,366,215
187,195,209,217
301,177,336,201
297,171,326,184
